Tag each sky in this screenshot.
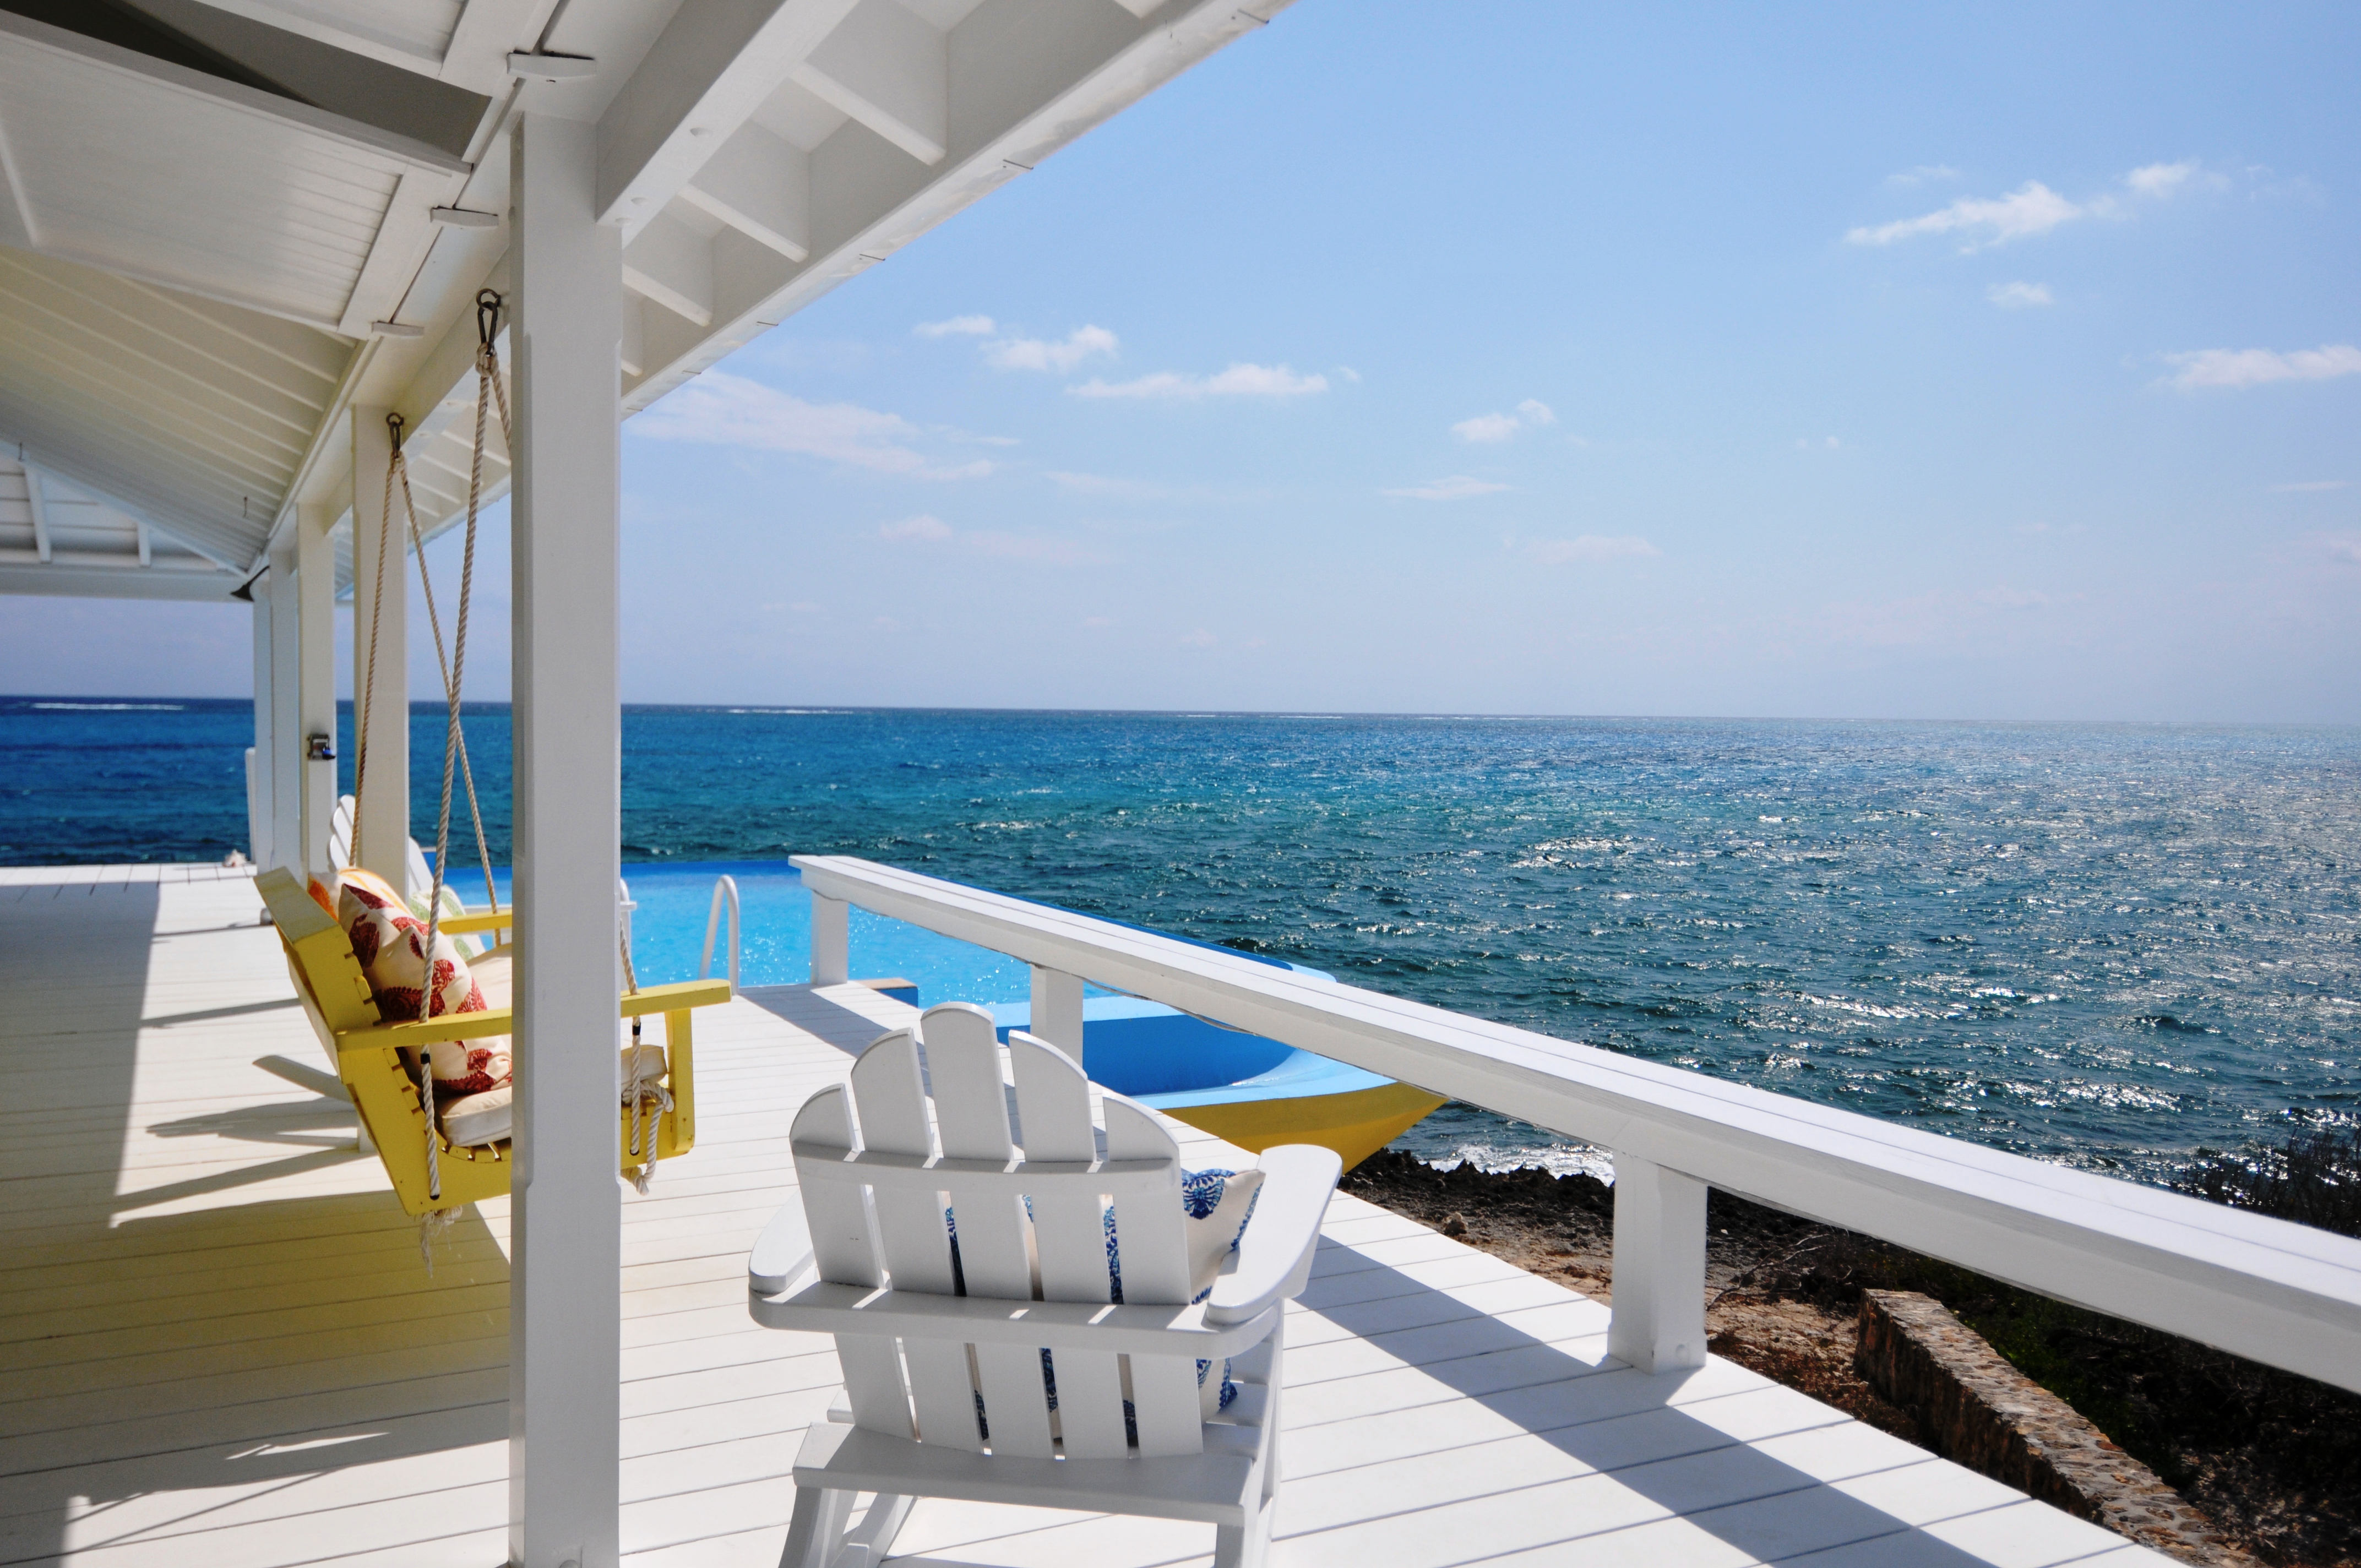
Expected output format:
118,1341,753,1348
9,1,2360,720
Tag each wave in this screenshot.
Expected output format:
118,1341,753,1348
30,701,184,711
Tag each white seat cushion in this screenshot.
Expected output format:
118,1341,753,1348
440,1082,512,1148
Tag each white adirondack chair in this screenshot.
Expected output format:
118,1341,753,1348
748,1001,1340,1568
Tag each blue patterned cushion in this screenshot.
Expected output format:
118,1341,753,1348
951,1166,1257,1442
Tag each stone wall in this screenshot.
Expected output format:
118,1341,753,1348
1854,1290,2253,1566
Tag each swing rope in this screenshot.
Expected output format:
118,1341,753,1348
383,289,669,1223
389,416,501,918
412,291,509,1210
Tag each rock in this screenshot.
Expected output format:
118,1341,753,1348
1855,1291,2255,1566
1440,1212,1468,1237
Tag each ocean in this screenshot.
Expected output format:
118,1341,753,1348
5,696,2355,1187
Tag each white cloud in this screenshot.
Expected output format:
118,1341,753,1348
2163,344,2361,390
1383,475,1511,501
985,325,1119,373
1848,181,2082,249
1046,470,1168,499
1795,435,1842,451
1452,412,1522,444
1070,363,1328,400
1851,162,2216,252
1886,164,1961,186
965,530,1106,565
1988,281,2054,308
1524,535,1661,566
1451,399,1557,444
2271,480,2350,493
874,513,1102,564
2125,161,2195,198
633,372,987,478
1179,629,1216,648
2324,536,2361,565
916,314,994,337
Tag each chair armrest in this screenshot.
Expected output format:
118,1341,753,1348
1204,1143,1341,1327
749,1199,818,1295
751,1281,1280,1358
435,910,512,935
623,979,732,1015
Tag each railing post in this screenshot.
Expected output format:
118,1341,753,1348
1608,1153,1709,1374
810,894,849,986
1029,966,1085,1064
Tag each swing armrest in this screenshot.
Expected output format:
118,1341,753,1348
623,979,732,1015
334,981,729,1055
337,1008,516,1054
435,910,513,936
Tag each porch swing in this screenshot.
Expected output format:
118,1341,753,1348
258,291,731,1219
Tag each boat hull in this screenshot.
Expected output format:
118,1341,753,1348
1155,1080,1449,1171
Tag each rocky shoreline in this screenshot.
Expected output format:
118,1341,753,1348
1341,1152,2360,1568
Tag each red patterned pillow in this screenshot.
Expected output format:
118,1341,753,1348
334,868,512,1099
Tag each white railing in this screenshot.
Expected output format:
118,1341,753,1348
792,854,2361,1393
700,874,741,989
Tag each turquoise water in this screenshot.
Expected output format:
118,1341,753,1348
5,696,2356,1185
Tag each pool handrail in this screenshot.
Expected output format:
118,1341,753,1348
699,874,741,991
792,852,2361,1395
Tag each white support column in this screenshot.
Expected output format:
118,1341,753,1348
296,503,338,879
1028,966,1085,1064
509,110,625,1568
268,533,302,872
1607,1153,1709,1375
809,894,850,986
247,592,274,868
350,407,409,892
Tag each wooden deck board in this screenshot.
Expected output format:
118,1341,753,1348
0,866,2173,1568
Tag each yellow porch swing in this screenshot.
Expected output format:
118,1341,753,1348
261,292,730,1219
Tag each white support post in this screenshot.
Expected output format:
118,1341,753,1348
809,894,849,986
1607,1153,1709,1375
508,110,625,1568
350,407,408,894
1029,966,1085,1065
268,533,302,873
247,592,274,868
295,503,338,879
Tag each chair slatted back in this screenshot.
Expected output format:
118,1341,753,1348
790,1001,1205,1459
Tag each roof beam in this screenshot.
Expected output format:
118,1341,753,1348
677,122,811,260
596,0,862,236
791,0,948,167
622,210,715,327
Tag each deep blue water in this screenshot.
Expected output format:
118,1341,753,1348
5,696,2355,1185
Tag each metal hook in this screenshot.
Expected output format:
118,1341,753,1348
385,410,405,453
476,288,504,349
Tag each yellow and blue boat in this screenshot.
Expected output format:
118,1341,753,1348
988,976,1446,1173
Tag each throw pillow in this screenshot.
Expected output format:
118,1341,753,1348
335,867,510,1101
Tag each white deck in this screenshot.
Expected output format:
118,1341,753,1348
0,865,2168,1568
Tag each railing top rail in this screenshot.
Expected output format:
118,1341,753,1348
792,853,2361,1394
